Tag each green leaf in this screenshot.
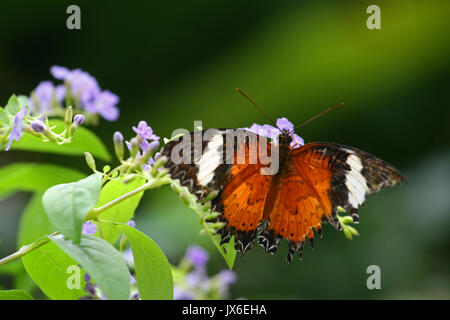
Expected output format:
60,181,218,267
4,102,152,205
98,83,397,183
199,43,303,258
9,119,111,161
0,163,85,201
17,192,54,247
43,173,102,244
0,107,10,127
51,234,131,300
115,224,173,300
210,234,236,270
96,177,146,243
0,289,34,300
22,241,86,300
0,260,23,276
5,95,20,115
0,261,37,294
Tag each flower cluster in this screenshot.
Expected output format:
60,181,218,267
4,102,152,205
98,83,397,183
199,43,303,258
111,121,162,175
173,245,237,300
0,95,86,151
29,65,119,121
79,270,139,300
1,65,120,151
244,117,304,148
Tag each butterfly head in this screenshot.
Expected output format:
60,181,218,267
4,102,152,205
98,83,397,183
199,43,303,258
278,129,293,146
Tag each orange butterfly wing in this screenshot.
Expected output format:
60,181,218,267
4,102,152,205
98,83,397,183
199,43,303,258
215,133,273,253
258,156,334,261
219,163,272,253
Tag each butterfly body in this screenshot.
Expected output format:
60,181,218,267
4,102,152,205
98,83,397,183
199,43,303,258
161,127,405,262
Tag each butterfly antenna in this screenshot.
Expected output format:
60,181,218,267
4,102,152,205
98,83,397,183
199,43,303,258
290,102,344,134
236,88,282,132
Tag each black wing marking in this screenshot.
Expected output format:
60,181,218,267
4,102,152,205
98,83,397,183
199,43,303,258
294,142,406,224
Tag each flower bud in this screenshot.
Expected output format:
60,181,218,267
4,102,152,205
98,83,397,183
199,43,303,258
347,226,360,237
207,221,226,230
113,131,124,160
64,106,73,129
69,115,84,137
202,201,212,212
154,155,168,168
114,131,124,144
204,210,221,221
129,137,140,158
343,228,353,240
199,228,216,235
203,190,219,202
148,140,160,153
340,216,354,224
74,114,85,126
139,141,160,166
84,152,96,171
31,120,46,133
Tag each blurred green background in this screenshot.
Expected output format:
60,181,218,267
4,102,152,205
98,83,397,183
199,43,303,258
0,0,449,299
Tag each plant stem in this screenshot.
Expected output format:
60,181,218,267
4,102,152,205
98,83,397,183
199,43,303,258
0,232,59,267
86,176,171,220
0,175,172,268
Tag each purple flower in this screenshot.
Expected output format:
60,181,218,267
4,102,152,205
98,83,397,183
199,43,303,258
290,133,304,148
31,81,53,111
6,107,27,151
244,123,279,139
80,269,140,300
28,81,64,113
126,220,136,228
64,68,101,107
78,295,96,300
216,270,237,285
88,90,120,121
82,221,97,235
186,271,211,292
31,120,45,133
129,273,136,285
55,85,66,102
84,282,97,296
48,65,120,121
185,246,209,270
130,293,140,300
243,117,304,149
125,140,134,153
148,140,160,152
186,271,202,287
122,248,134,265
133,121,160,143
141,141,160,171
50,65,71,80
173,287,194,300
113,131,124,144
73,114,85,126
276,117,294,132
127,121,160,169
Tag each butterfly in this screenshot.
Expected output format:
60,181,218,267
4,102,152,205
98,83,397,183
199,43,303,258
160,92,405,262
